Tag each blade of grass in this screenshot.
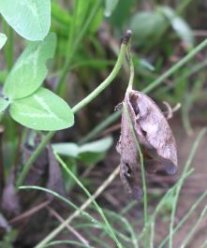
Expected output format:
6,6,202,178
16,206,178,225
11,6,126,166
34,163,121,248
168,128,207,248
104,209,139,248
121,201,137,215
142,128,206,247
180,206,207,248
138,168,194,243
140,129,206,246
56,155,122,248
143,38,207,94
44,240,92,248
158,189,207,247
18,185,101,227
139,128,206,248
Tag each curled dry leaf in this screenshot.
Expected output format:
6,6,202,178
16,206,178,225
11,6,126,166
116,90,178,199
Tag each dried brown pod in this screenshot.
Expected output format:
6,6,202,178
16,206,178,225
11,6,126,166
116,90,178,199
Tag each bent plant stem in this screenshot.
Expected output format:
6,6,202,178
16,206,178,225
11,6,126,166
15,36,207,188
16,38,129,188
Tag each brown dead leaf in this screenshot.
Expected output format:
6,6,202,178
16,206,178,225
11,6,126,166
47,146,65,200
116,90,178,199
1,171,21,217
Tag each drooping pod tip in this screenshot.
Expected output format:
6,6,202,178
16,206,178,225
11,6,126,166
122,30,132,45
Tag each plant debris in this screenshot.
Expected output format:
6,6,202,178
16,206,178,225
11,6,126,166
117,90,178,199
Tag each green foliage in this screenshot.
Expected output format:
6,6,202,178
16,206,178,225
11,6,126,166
129,10,167,48
53,136,113,164
104,0,119,17
3,33,57,100
0,230,17,248
129,6,193,49
109,0,135,28
9,87,74,131
160,6,194,48
0,0,51,40
1,33,74,131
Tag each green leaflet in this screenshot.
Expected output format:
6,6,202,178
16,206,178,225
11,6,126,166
52,136,113,164
3,33,56,100
10,87,74,131
0,0,51,41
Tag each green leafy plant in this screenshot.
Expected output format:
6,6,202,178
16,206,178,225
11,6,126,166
0,33,74,131
130,6,193,49
53,136,113,164
0,1,207,248
0,0,51,40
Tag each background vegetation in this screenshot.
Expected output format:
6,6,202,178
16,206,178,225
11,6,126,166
0,0,207,247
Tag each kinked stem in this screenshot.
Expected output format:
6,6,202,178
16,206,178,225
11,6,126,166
16,31,132,188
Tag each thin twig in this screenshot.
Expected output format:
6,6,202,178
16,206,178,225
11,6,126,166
9,200,50,224
47,206,90,247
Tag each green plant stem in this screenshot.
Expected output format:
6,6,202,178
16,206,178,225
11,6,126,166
72,43,126,113
143,38,207,94
16,41,128,188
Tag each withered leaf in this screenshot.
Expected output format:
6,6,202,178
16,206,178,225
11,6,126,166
116,90,178,199
47,146,65,201
22,135,65,201
1,171,21,217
